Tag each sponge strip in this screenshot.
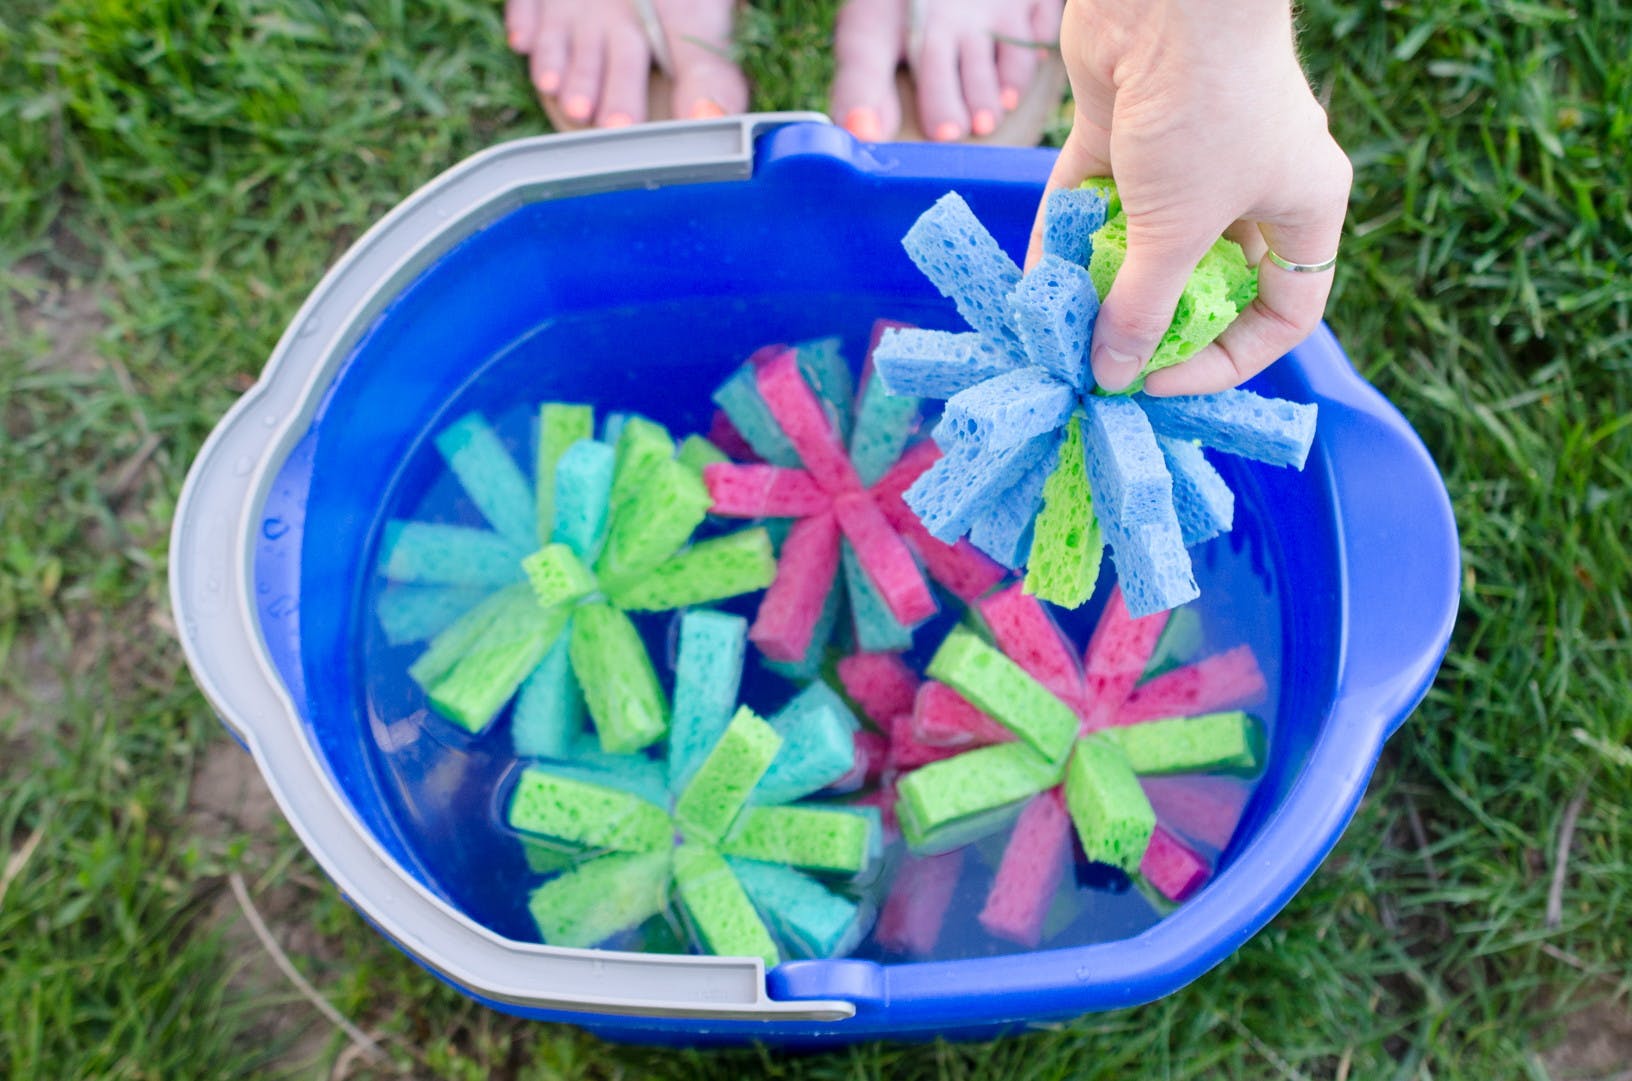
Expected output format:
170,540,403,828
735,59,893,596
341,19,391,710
529,753,669,810
527,850,672,949
871,327,1020,399
873,442,1006,600
569,603,668,754
677,433,729,473
406,582,534,688
876,850,963,956
713,362,801,467
901,191,1024,353
673,843,780,967
895,742,1061,850
1063,737,1156,872
536,404,595,544
607,527,776,611
550,439,616,561
507,767,670,852
794,336,856,444
674,706,781,843
904,428,1061,542
836,652,919,726
1158,437,1235,547
762,575,841,682
720,805,878,876
1024,414,1105,608
940,367,1077,454
912,681,1014,748
1008,254,1100,390
521,543,596,609
608,416,676,515
512,633,583,760
433,413,538,553
422,601,567,733
379,522,528,588
1081,395,1198,617
748,513,842,663
729,858,865,959
976,583,1087,710
888,711,966,770
597,457,712,585
376,584,489,646
1138,390,1318,470
1115,644,1267,725
927,629,1080,764
842,540,915,653
968,450,1050,569
849,347,921,486
1140,825,1210,903
979,790,1072,947
1041,186,1109,265
755,349,862,493
1102,711,1264,775
834,493,936,626
755,686,860,806
703,463,828,518
1078,585,1169,732
668,610,749,793
1141,774,1249,852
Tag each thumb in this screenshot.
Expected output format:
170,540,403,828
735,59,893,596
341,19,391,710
1090,221,1209,392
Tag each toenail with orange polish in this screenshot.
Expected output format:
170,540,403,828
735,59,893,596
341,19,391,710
690,99,725,119
1001,86,1020,111
933,121,962,142
563,94,592,119
972,109,996,136
844,107,882,141
537,71,561,93
602,112,634,128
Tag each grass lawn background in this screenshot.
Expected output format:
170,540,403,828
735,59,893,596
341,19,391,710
2,0,1629,1077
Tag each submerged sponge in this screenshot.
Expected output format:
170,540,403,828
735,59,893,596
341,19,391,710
421,595,567,733
749,512,842,663
376,584,488,646
876,849,964,955
434,413,537,552
702,463,827,518
1101,711,1264,775
508,766,670,853
550,439,616,561
673,706,781,843
570,603,667,753
527,850,672,949
380,522,528,589
721,804,879,876
979,790,1072,947
872,327,1021,399
512,634,583,760
756,684,860,805
536,403,595,542
1117,643,1267,725
596,456,711,586
1063,736,1156,873
668,610,749,792
901,191,1025,356
927,629,1079,765
606,528,776,612
1139,825,1211,903
895,742,1061,853
842,540,914,652
674,842,780,967
730,857,866,959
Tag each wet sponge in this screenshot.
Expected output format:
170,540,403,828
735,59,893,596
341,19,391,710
1138,389,1318,471
673,843,780,967
507,767,670,853
1158,436,1235,546
1063,736,1156,873
527,850,672,949
901,192,1025,356
940,367,1078,453
721,805,879,876
1024,415,1104,608
927,629,1079,765
872,327,1021,399
1101,711,1264,775
1007,254,1099,390
730,857,866,959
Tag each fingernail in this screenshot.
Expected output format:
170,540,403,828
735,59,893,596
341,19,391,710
971,109,996,136
690,98,725,119
508,29,524,50
1093,344,1144,387
1001,86,1020,111
563,93,592,120
932,121,962,142
601,111,634,129
536,70,560,93
844,107,881,141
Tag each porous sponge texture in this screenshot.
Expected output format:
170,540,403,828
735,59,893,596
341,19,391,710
901,191,1025,356
1063,736,1156,873
1024,415,1104,608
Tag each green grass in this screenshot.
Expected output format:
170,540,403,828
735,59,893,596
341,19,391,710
2,0,1630,1077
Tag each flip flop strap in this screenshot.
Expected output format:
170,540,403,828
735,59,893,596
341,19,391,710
630,0,676,77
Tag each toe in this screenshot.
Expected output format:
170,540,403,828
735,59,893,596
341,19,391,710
912,27,969,141
830,0,905,140
505,0,541,53
660,0,749,119
528,12,569,95
557,23,606,124
959,33,1004,137
596,22,650,126
995,33,1038,113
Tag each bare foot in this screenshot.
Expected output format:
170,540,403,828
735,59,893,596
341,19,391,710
831,0,1063,142
505,0,747,128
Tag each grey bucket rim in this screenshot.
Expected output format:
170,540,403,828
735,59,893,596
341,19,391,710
166,113,864,1022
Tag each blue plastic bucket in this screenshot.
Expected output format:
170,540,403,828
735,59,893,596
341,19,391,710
170,115,1458,1044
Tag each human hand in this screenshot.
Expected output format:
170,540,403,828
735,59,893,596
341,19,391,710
1026,0,1352,396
